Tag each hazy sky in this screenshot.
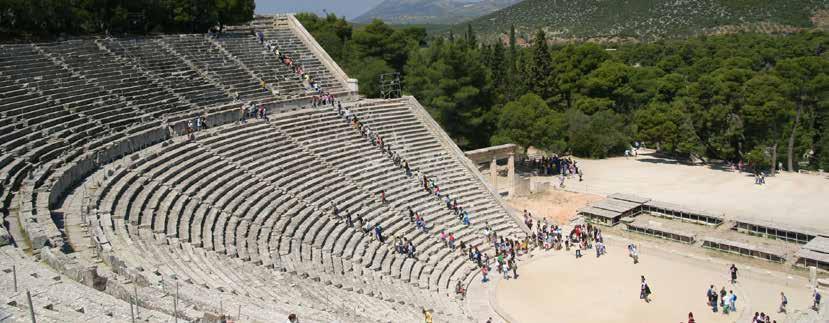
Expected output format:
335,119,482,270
255,0,385,19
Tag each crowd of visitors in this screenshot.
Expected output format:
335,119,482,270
521,155,580,178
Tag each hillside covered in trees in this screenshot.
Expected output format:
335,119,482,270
458,0,829,41
0,0,255,36
354,0,520,25
298,13,829,173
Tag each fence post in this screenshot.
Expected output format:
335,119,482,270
13,265,17,292
173,282,178,323
130,299,135,323
134,284,139,318
26,290,36,323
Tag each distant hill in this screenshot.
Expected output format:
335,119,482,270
354,0,521,25
458,0,829,42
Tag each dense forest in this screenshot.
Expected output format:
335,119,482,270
0,0,255,36
297,13,829,173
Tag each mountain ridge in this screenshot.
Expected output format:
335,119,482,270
354,0,521,25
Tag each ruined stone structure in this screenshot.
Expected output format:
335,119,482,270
0,14,524,322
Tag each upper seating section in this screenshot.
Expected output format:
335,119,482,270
210,32,308,98
101,37,231,107
0,17,350,236
345,99,522,237
252,15,348,94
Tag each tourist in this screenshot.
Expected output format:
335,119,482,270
481,265,489,283
687,312,695,323
640,276,651,302
510,258,518,279
711,288,719,313
707,285,715,307
728,290,737,312
423,308,432,323
502,261,510,279
628,244,639,264
730,264,738,284
374,224,384,243
719,286,727,309
287,313,298,323
407,240,416,258
455,280,466,299
814,290,822,311
448,232,456,250
779,291,788,313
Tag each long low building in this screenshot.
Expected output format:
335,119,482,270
579,198,642,226
796,236,829,271
701,237,788,263
580,193,721,227
625,218,696,244
643,200,723,225
734,217,820,244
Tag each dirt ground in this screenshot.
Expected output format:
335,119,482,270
497,150,829,233
496,236,818,323
505,189,603,225
481,150,828,323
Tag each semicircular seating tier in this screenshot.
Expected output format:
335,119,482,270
0,14,523,322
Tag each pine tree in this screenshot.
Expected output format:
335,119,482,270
466,24,477,49
491,41,508,102
529,30,554,100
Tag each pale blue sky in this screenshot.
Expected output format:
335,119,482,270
255,0,384,19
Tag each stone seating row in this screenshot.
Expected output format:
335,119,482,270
0,44,157,250
211,33,307,97
345,100,523,236
95,125,426,290
87,126,468,322
100,38,231,108
159,34,275,101
194,123,468,302
88,152,384,321
272,109,486,291
0,245,174,322
258,16,346,93
38,40,191,120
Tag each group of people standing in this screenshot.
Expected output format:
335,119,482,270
521,155,580,179
706,284,738,314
